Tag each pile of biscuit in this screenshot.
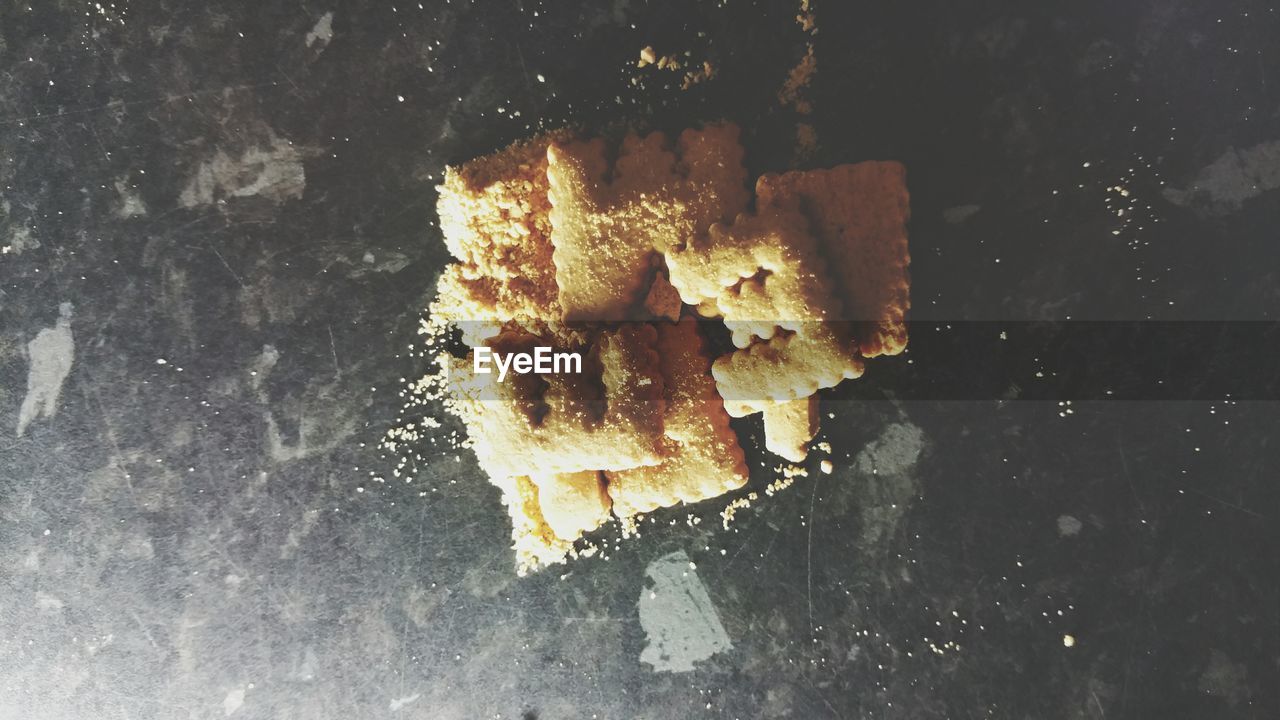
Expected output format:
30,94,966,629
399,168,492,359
430,123,909,573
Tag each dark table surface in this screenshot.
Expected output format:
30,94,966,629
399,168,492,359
2,1,1278,718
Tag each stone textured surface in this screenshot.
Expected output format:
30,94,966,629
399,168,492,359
2,1,1278,718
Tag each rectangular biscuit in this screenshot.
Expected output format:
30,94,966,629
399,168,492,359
445,325,666,477
432,131,571,339
665,205,863,417
547,123,749,322
606,319,748,517
755,162,910,357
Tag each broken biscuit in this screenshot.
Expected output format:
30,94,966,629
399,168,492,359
606,319,748,517
432,131,571,341
528,471,611,545
755,162,910,357
665,206,863,417
546,123,748,321
445,325,666,477
762,396,819,463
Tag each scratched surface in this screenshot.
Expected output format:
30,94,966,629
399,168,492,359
1,1,1278,718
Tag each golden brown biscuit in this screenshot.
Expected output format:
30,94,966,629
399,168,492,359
755,162,911,357
606,319,748,517
546,123,749,321
527,471,611,544
432,131,571,339
445,325,666,477
665,206,863,418
711,326,861,418
492,475,576,574
762,396,819,463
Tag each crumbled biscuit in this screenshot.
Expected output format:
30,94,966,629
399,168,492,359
665,206,862,417
445,325,666,477
762,396,819,463
546,123,748,321
425,122,911,572
711,326,860,418
606,320,748,517
755,162,911,357
493,474,572,574
432,131,572,339
528,471,611,543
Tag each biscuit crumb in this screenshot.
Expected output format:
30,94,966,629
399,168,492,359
681,61,717,90
820,460,833,474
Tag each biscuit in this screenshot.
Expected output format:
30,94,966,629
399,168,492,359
546,123,748,321
755,162,910,357
606,319,748,517
711,326,861,417
432,131,572,339
527,471,611,544
762,396,819,463
665,206,863,418
492,474,579,574
445,325,666,477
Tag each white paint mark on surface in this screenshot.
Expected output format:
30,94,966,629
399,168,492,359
16,303,74,437
34,592,64,612
942,204,981,224
4,226,39,255
1164,139,1280,213
179,129,306,208
1199,649,1249,706
114,178,147,217
222,687,245,716
388,693,421,712
638,550,731,672
1057,514,1083,537
854,422,925,476
305,11,334,49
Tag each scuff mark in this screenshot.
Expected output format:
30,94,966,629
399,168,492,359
388,693,421,712
1199,650,1249,706
3,226,39,255
638,550,731,672
306,12,335,49
222,687,245,716
179,128,306,208
347,250,412,278
854,421,926,476
852,421,927,552
16,303,74,437
943,204,981,224
1164,140,1280,214
1057,514,1083,537
114,178,147,218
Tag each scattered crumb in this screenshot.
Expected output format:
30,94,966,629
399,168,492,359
796,0,818,34
720,492,759,530
638,45,681,70
777,3,819,163
680,61,717,90
777,44,817,114
820,459,833,474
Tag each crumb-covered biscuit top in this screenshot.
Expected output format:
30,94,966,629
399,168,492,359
546,123,748,321
755,161,910,357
